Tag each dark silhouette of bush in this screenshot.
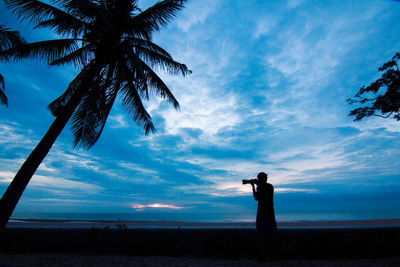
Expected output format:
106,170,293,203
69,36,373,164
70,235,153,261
348,52,400,121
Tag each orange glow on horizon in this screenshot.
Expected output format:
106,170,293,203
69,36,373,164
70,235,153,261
132,203,185,211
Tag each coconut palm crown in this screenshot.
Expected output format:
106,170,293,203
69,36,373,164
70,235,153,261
0,0,190,231
1,0,190,147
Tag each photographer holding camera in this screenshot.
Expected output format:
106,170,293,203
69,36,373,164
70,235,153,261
243,172,277,260
243,172,277,232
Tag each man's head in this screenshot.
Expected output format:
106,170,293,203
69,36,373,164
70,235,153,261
257,172,268,182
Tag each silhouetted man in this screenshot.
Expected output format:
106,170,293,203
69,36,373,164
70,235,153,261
251,172,277,232
250,172,277,260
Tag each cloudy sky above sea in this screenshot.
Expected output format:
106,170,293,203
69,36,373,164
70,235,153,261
0,0,400,221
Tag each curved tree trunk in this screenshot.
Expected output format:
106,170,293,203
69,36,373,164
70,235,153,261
0,108,73,230
0,64,100,231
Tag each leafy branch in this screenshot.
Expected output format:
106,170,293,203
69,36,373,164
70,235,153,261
348,52,400,121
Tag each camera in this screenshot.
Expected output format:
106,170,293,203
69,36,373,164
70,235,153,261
242,179,258,185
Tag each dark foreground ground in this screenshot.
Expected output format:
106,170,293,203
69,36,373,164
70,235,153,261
0,227,399,266
1,254,400,266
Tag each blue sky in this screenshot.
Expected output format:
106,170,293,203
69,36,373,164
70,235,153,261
1,0,400,221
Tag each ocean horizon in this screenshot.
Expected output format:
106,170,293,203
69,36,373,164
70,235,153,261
10,211,400,223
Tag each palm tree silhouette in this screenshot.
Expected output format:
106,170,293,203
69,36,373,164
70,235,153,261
0,23,26,107
0,0,190,230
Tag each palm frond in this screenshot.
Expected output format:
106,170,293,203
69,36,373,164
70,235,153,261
118,58,155,134
48,61,96,116
52,0,100,22
4,0,85,27
33,16,88,37
71,63,119,148
0,91,8,107
0,73,8,107
89,66,122,146
71,80,105,148
122,49,180,109
119,81,155,135
133,53,180,109
143,61,180,109
123,49,149,99
0,24,26,51
50,45,92,66
125,37,173,59
0,39,79,64
89,91,116,146
136,46,190,76
129,0,187,39
81,88,118,148
0,73,4,89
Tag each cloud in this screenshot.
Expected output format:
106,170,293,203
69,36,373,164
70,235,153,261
108,114,129,129
0,172,103,196
118,162,158,176
115,162,165,184
0,171,15,184
275,187,317,193
175,0,219,32
253,15,280,38
157,80,241,141
0,122,36,149
132,203,187,211
144,3,250,149
257,2,382,130
1,0,400,217
174,180,318,198
287,0,304,9
30,174,102,191
148,37,244,145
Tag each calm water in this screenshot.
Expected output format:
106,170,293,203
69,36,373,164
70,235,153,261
11,212,254,222
10,211,399,223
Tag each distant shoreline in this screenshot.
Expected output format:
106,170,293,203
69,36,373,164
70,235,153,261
7,218,400,228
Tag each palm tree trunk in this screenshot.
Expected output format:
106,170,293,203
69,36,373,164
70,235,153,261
0,108,73,230
0,64,99,231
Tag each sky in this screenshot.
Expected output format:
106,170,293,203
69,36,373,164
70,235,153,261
0,0,400,222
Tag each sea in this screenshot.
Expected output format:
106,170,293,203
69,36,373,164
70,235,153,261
10,211,400,223
10,212,255,223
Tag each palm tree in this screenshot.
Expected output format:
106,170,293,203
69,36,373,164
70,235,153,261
0,0,190,230
0,23,26,107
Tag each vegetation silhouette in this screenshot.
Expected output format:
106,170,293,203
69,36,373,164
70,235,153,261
348,52,400,121
0,23,26,107
0,0,190,231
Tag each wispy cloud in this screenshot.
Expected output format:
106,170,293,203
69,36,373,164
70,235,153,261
30,175,103,192
174,181,318,198
108,114,129,129
175,0,219,32
115,162,165,184
275,187,317,193
1,0,400,217
287,0,304,9
258,2,383,130
0,172,103,196
0,122,36,149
